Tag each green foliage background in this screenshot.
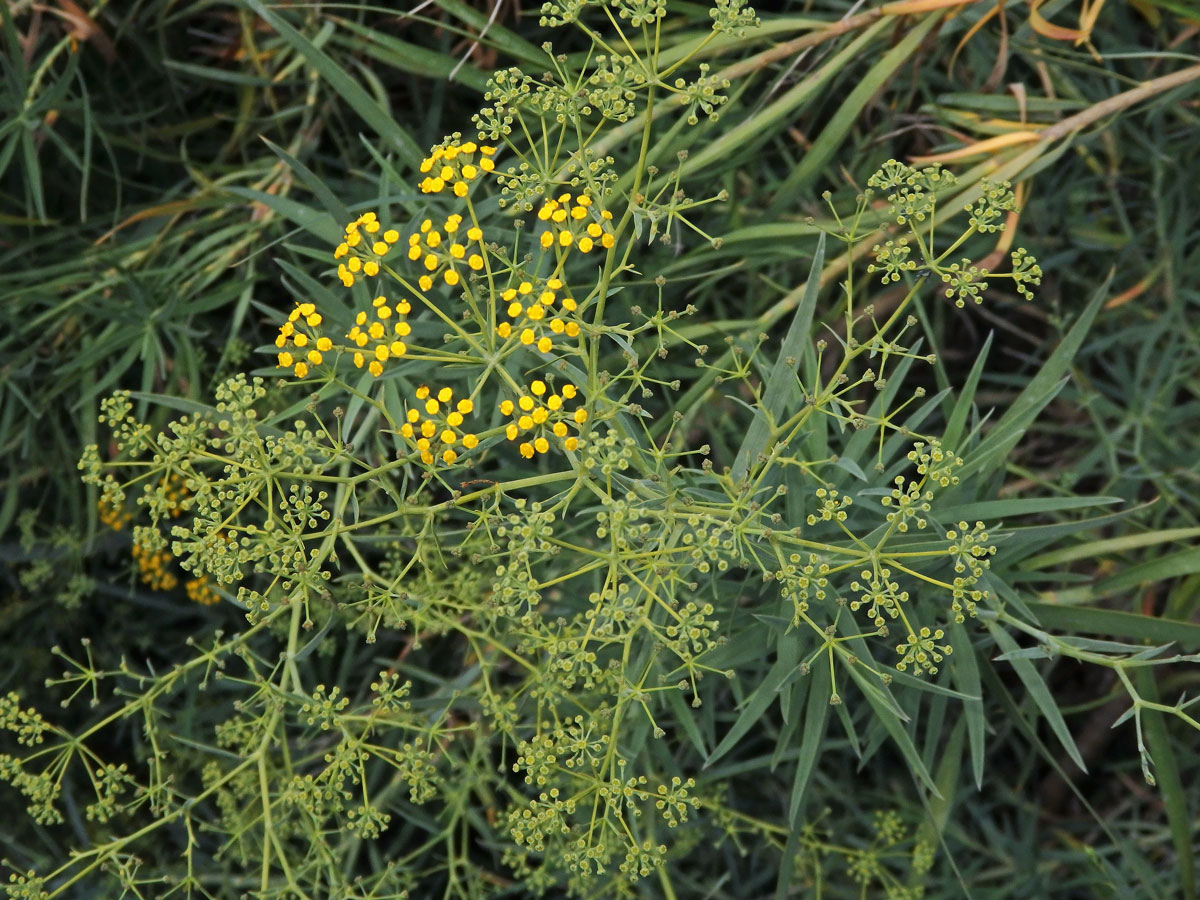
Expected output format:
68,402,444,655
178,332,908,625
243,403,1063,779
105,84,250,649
2,0,1199,898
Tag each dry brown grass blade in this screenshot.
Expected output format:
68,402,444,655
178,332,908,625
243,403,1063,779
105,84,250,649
881,0,985,14
1104,262,1164,309
1039,63,1200,140
914,63,1200,167
949,0,1004,79
910,130,1041,163
94,199,204,245
1029,0,1087,41
45,0,116,61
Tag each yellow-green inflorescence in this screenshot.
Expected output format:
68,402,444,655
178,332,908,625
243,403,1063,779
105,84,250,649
55,9,1099,899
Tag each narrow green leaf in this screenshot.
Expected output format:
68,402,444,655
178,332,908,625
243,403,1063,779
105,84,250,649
261,138,352,228
732,232,825,483
705,641,799,769
962,272,1112,480
224,187,339,246
888,670,977,701
1025,602,1200,652
432,0,551,69
981,661,1160,890
934,93,1087,114
775,662,830,900
163,59,274,86
1097,546,1200,595
842,347,921,463
244,0,422,167
168,733,246,762
767,13,942,213
681,18,892,179
933,495,1122,523
291,616,337,663
993,646,1056,662
949,620,986,789
772,678,806,766
985,619,1087,773
928,715,964,830
1021,526,1200,571
942,332,992,451
666,689,708,758
834,455,867,482
334,23,490,92
1134,668,1196,900
787,664,828,825
845,664,939,794
999,501,1155,562
907,716,966,897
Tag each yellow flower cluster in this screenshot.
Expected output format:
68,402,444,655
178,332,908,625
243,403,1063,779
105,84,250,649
132,535,223,604
276,302,332,379
186,575,220,606
334,212,401,288
407,213,486,292
347,295,412,377
268,141,608,469
133,473,184,588
537,192,615,252
496,278,581,353
98,498,132,531
418,141,497,197
400,386,479,466
132,539,178,591
162,476,191,517
499,381,588,458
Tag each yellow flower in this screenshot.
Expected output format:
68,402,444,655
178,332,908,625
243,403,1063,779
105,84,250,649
132,539,177,592
535,191,615,255
494,277,581,354
276,302,327,379
97,497,132,532
399,385,478,465
499,380,587,457
418,142,498,196
408,214,486,290
334,211,400,287
186,575,220,606
347,296,412,377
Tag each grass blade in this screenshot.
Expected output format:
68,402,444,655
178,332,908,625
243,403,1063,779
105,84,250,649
775,661,831,900
985,618,1087,773
766,12,943,214
731,232,824,483
962,270,1112,480
941,331,991,451
1025,603,1200,652
1134,668,1196,900
244,0,422,167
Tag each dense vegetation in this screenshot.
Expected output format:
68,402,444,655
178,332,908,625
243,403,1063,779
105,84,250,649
2,1,1198,898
